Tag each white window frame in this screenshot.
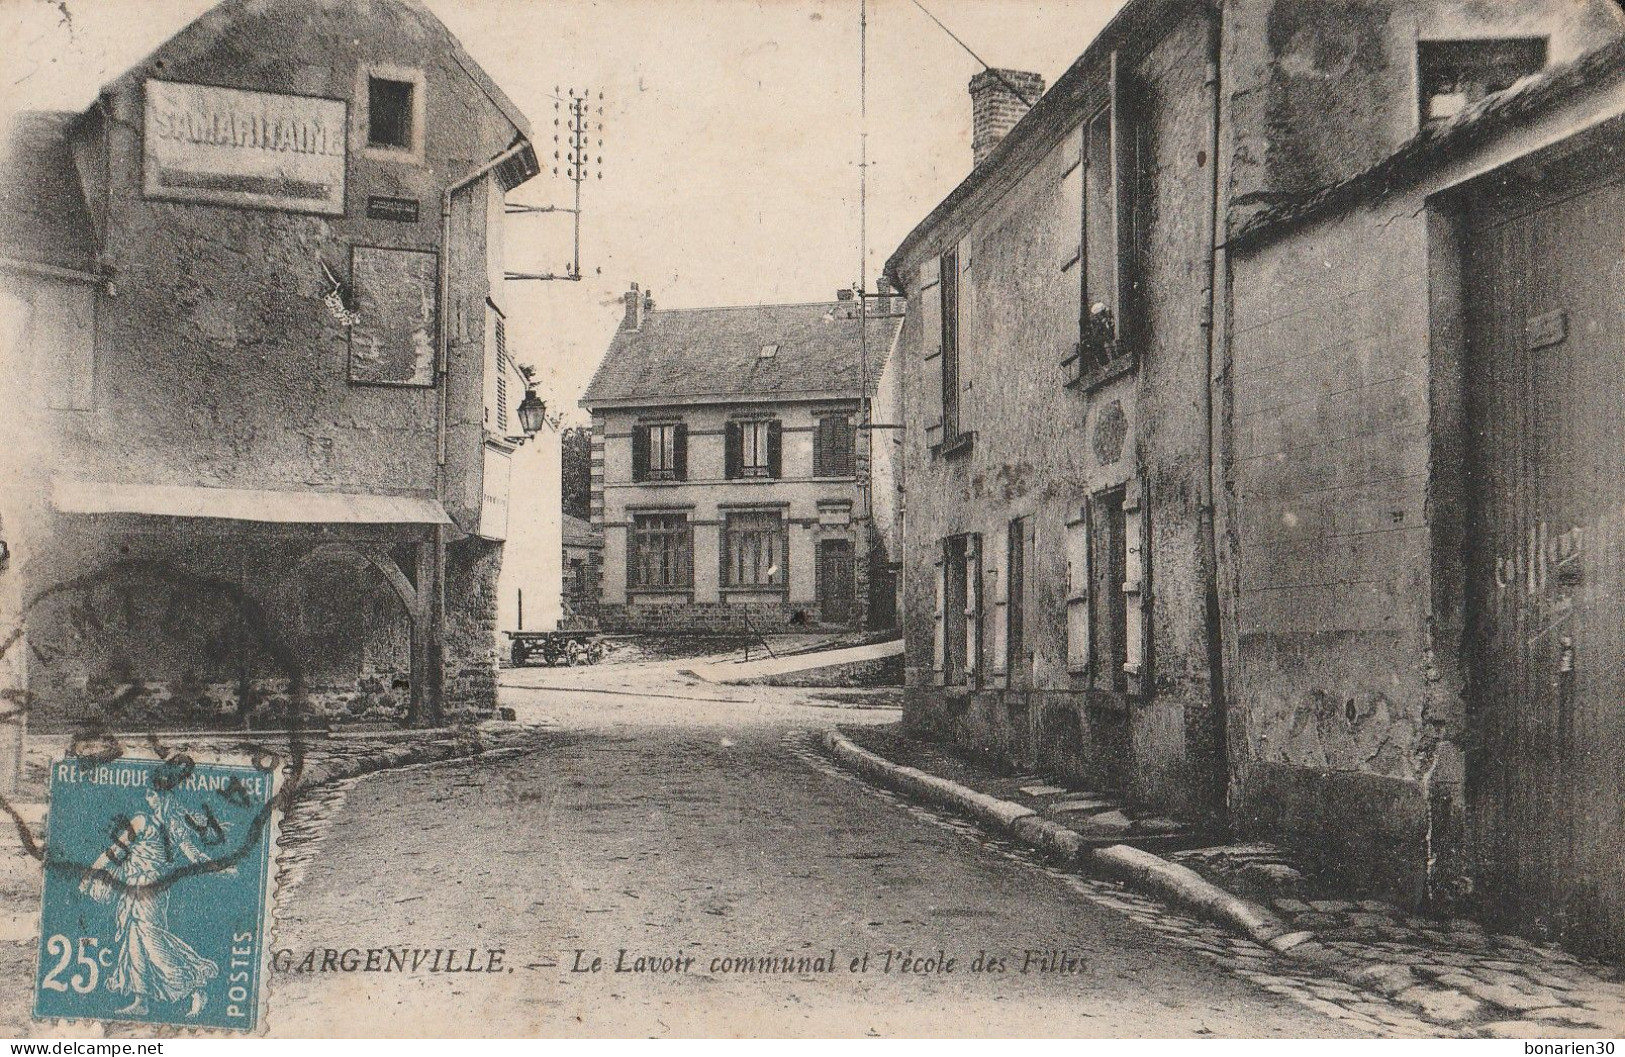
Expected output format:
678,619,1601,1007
359,65,427,166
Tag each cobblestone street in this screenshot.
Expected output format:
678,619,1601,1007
252,655,1618,1037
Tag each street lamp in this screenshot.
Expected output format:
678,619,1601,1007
516,387,549,437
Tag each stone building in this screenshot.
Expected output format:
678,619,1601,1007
883,0,1623,951
0,0,541,730
582,286,901,633
1226,30,1625,960
561,514,603,619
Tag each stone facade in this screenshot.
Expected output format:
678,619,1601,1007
1225,36,1625,955
0,0,540,728
884,0,1625,939
583,294,901,636
592,398,871,634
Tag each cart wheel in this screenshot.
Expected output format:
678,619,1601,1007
566,641,588,666
586,640,606,665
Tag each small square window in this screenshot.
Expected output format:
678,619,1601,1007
368,76,415,149
1418,38,1546,124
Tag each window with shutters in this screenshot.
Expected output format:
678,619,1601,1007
494,316,509,433
1090,489,1129,692
939,533,981,687
740,420,771,478
814,413,856,477
722,510,786,588
633,421,686,482
1066,485,1147,693
939,247,962,448
1062,53,1144,393
629,513,692,589
725,418,781,480
1006,516,1026,681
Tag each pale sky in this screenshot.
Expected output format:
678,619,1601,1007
1,0,1121,424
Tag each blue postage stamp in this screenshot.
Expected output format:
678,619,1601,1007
33,753,278,1032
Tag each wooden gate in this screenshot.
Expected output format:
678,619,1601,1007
1463,155,1625,956
817,539,855,626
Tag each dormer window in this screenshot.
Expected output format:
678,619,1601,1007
759,343,778,360
1418,38,1546,125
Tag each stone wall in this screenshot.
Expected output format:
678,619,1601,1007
894,8,1223,823
445,536,502,716
596,600,825,635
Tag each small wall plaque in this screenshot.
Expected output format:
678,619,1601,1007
1526,309,1567,350
367,195,419,223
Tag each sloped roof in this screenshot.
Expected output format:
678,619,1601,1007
0,111,98,273
96,0,532,143
562,514,602,547
1232,32,1625,247
581,302,901,408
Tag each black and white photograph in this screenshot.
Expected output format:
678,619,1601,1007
1,0,1623,1042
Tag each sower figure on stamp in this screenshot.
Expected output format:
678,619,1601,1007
79,788,228,1018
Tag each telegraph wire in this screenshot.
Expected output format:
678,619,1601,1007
905,0,1036,105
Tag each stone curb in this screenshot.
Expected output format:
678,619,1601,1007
296,729,491,791
821,729,1310,956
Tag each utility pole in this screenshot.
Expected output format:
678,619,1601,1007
505,88,604,283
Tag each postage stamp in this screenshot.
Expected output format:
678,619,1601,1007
32,752,280,1032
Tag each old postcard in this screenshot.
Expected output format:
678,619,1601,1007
1,0,1623,1041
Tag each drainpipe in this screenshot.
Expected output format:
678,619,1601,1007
429,138,530,726
1199,1,1232,825
437,139,531,469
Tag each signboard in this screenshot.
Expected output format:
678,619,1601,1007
480,444,513,542
347,246,438,387
367,195,420,223
143,80,347,215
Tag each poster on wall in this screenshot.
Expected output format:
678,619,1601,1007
142,80,347,214
347,246,439,387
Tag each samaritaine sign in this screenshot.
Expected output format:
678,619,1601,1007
142,80,347,214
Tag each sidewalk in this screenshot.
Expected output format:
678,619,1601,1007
686,638,903,685
825,723,1624,1039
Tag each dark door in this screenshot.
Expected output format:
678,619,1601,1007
1007,517,1026,687
817,539,855,625
1464,157,1625,957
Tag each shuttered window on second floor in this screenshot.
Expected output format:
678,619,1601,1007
632,421,687,482
726,419,781,480
814,413,856,477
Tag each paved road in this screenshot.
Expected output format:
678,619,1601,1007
267,658,1368,1038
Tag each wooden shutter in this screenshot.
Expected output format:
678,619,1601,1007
991,522,1009,678
1123,480,1147,684
813,417,829,477
767,419,783,478
1110,49,1135,343
672,422,689,481
964,533,982,686
626,518,641,589
932,547,946,685
631,425,650,482
1065,510,1091,674
1061,127,1085,368
725,421,742,480
1021,517,1037,685
919,257,943,447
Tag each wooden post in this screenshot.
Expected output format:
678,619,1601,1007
408,540,432,726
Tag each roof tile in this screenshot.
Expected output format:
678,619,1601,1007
582,301,901,407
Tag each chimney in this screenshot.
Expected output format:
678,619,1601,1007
969,68,1045,167
622,282,643,330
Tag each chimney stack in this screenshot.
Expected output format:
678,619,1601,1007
969,69,1045,167
623,282,643,330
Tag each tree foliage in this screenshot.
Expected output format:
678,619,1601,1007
561,425,592,522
